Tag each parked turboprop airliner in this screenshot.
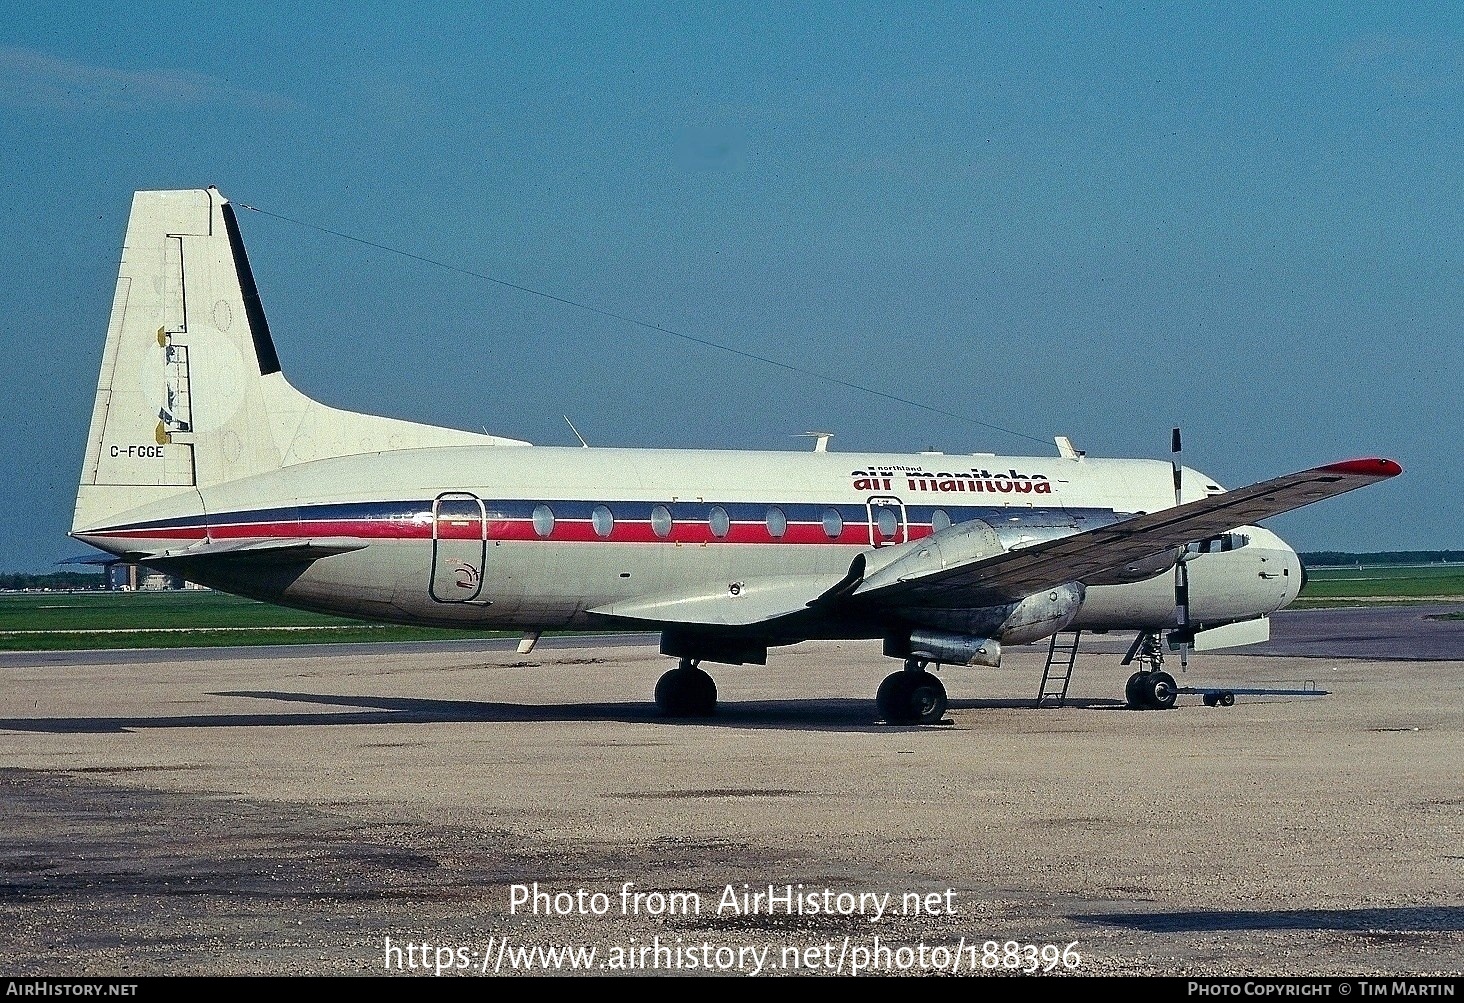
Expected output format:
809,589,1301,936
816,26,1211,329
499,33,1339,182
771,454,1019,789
72,188,1401,723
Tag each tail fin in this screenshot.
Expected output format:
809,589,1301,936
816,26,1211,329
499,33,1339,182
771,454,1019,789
74,187,527,535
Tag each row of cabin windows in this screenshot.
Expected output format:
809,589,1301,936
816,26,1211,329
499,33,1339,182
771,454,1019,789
524,505,959,540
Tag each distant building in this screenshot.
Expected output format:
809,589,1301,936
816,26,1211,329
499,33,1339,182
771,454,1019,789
105,563,209,591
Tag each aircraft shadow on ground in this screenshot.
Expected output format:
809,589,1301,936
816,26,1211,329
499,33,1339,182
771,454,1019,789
0,691,1132,734
1073,906,1464,934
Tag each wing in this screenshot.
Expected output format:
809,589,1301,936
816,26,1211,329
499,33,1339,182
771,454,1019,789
849,457,1401,609
588,569,858,628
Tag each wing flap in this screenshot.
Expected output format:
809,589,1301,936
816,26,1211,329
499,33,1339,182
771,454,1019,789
588,570,852,627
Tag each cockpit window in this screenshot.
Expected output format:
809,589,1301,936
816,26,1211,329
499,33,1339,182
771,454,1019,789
1189,532,1251,555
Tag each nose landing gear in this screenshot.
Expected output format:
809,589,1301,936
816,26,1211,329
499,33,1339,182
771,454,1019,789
1124,668,1179,710
1123,632,1178,710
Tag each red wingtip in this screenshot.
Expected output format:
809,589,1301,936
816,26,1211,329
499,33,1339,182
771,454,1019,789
1320,458,1403,478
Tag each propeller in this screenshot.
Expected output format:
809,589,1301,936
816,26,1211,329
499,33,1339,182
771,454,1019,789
1171,427,1191,671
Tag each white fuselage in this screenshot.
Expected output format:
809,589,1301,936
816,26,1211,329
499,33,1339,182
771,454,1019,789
76,444,1304,642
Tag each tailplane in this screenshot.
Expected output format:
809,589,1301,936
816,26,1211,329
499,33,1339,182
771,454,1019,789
74,188,527,535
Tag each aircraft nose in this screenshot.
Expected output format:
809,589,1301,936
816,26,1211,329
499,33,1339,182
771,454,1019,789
1282,539,1305,607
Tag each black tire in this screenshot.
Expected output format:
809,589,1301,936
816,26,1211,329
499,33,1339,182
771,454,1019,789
877,671,947,725
908,673,948,725
1125,672,1147,709
1219,690,1235,707
1203,692,1218,707
1148,671,1178,710
654,666,717,717
876,672,915,724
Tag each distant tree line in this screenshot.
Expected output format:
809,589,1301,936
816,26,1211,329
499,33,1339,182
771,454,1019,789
1299,551,1464,567
0,571,106,590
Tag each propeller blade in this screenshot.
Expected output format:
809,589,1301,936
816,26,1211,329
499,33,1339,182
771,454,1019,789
1170,427,1191,660
1171,427,1184,501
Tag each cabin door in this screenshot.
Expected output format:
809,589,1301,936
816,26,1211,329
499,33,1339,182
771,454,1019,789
430,492,486,602
865,496,908,548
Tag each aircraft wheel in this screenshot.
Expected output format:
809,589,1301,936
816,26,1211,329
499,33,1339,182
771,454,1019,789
877,670,947,725
876,672,913,723
1219,690,1235,707
908,673,948,724
1124,672,1147,709
1203,692,1218,707
655,666,717,717
1147,671,1178,710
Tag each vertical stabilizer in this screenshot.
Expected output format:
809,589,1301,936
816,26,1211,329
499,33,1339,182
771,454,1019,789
74,187,528,536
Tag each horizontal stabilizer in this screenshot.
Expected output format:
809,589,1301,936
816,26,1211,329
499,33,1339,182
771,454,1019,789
133,537,368,565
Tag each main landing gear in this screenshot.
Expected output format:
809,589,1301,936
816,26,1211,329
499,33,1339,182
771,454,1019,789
1123,632,1178,710
876,659,948,725
654,658,717,717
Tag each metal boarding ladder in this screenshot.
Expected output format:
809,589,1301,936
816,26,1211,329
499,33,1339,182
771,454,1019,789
1036,631,1082,708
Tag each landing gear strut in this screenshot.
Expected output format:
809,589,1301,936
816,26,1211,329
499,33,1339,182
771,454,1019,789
1122,632,1178,710
655,658,717,717
876,658,948,725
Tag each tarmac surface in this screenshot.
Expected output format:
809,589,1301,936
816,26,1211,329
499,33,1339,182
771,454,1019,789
1,604,1460,978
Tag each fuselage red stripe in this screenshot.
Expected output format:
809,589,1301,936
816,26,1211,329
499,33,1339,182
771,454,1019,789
98,517,935,547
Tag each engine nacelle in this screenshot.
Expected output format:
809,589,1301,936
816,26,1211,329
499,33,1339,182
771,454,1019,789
902,629,1002,667
856,517,1086,664
898,581,1086,657
999,582,1085,643
878,626,1007,664
857,518,1005,591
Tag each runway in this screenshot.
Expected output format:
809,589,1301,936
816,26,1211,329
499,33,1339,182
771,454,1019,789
1,604,1460,977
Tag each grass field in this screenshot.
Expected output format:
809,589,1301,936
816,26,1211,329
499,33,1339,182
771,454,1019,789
0,590,507,651
1292,564,1464,604
3,563,1461,650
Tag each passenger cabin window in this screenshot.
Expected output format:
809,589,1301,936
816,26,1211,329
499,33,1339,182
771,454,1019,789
821,508,843,539
874,507,898,538
930,509,951,533
765,506,787,539
709,506,731,538
532,504,555,538
591,505,614,538
650,504,673,539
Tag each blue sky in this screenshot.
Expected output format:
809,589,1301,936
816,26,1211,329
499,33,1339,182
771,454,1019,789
1,4,1459,571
